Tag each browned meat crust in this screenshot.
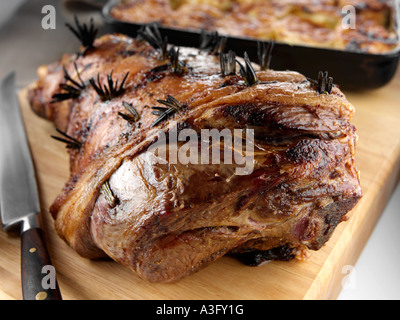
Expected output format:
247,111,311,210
28,32,362,282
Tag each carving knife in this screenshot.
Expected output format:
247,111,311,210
0,72,62,300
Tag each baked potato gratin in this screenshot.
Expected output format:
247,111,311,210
110,0,399,54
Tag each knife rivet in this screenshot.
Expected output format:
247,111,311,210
29,247,37,253
35,291,47,300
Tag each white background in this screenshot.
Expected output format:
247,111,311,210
338,182,400,300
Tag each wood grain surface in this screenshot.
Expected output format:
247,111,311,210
1,69,400,300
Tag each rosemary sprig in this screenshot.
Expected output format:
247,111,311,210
199,30,218,49
138,23,169,59
100,181,117,208
51,62,86,103
236,52,259,86
151,95,184,127
212,36,227,55
66,15,98,56
257,40,275,71
168,46,185,73
199,30,227,55
219,50,236,76
89,71,129,101
145,46,185,75
50,128,82,150
309,71,334,94
118,101,140,123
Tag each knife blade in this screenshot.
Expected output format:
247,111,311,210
0,72,62,300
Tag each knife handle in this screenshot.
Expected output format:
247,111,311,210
21,228,62,300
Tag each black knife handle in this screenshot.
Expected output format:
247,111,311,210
21,228,62,300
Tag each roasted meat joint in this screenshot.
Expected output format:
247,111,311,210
28,19,362,282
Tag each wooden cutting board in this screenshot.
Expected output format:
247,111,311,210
1,69,400,300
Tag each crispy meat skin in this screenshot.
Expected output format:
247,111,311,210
28,34,362,282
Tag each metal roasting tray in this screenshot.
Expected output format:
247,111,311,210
101,0,400,90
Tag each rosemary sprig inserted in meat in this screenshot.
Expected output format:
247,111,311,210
50,128,82,150
118,101,141,123
100,181,117,208
309,71,334,94
151,95,184,127
219,50,236,76
257,40,275,71
168,46,186,74
318,71,334,94
199,30,218,50
66,15,98,56
236,52,259,87
199,30,227,55
137,23,169,59
89,71,129,101
51,62,86,103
